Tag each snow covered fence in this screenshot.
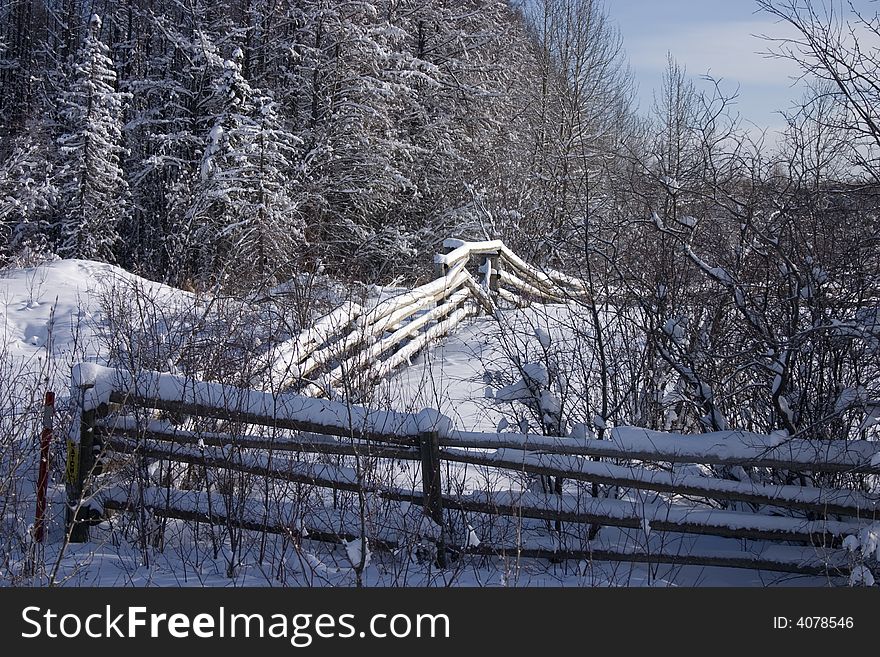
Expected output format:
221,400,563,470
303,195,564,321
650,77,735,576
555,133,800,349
98,484,852,576
261,258,478,393
96,416,874,544
67,362,878,576
71,362,453,442
259,239,591,397
434,238,592,303
442,427,880,477
66,362,451,548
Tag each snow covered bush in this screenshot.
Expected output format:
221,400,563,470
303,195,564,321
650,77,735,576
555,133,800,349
843,524,879,587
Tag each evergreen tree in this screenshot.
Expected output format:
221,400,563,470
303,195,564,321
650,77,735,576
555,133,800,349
0,131,57,262
187,46,304,288
54,14,129,262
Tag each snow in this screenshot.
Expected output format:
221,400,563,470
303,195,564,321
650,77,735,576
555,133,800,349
0,259,190,390
417,514,442,540
856,524,880,561
661,176,680,192
466,525,481,548
663,316,687,344
435,240,505,267
607,427,880,471
708,267,734,284
535,327,552,350
343,537,371,569
522,361,549,385
862,403,880,432
494,361,552,403
766,430,787,447
499,490,861,537
442,238,467,250
849,565,875,587
443,447,879,515
435,240,589,298
494,378,532,402
539,390,561,415
777,395,794,425
569,423,591,440
415,408,453,437
261,300,364,384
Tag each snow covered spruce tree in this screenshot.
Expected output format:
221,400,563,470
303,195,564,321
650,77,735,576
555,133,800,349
53,14,129,262
0,132,57,263
113,1,209,279
282,0,522,280
185,44,304,290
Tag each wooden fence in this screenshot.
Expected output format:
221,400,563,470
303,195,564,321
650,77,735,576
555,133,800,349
257,238,590,397
66,363,880,578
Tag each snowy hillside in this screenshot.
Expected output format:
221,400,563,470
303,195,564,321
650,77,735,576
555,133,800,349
1,259,191,389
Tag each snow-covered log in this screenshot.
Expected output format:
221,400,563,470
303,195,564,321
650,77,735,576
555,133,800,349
72,362,454,442
306,288,473,395
371,305,477,381
441,427,880,475
498,269,568,304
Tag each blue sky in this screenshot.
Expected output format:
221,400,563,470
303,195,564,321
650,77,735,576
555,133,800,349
611,0,875,139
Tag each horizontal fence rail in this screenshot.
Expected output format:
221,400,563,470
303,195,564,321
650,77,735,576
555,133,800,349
100,430,866,545
99,487,849,577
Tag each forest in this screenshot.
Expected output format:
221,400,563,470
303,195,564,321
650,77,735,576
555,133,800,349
0,0,639,287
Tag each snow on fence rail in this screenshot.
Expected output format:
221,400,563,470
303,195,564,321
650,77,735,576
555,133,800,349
98,487,850,577
445,428,880,475
64,363,880,577
434,238,590,299
99,428,867,544
96,485,850,576
257,239,592,396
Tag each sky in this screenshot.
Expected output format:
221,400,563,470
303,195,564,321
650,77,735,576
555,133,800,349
610,0,875,141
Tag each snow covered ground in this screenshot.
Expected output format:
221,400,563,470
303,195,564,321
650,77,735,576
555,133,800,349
0,259,865,587
1,258,191,390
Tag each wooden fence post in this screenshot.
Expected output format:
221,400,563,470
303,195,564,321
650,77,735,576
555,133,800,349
488,252,501,293
434,244,454,307
419,430,446,567
34,391,55,544
66,387,96,543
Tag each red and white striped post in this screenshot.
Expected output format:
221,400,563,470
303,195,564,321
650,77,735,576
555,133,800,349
34,391,55,543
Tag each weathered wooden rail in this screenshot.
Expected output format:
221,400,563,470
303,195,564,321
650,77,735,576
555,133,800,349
65,362,880,578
